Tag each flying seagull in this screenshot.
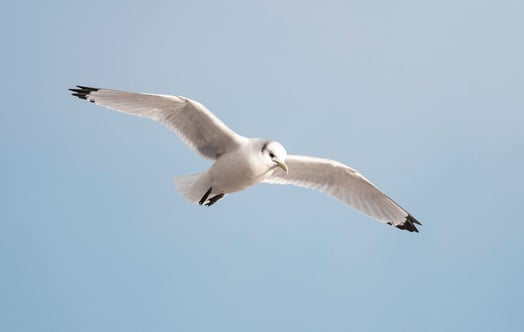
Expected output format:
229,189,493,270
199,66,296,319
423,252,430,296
69,85,421,232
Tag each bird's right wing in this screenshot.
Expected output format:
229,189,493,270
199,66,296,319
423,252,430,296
69,86,247,160
264,155,421,232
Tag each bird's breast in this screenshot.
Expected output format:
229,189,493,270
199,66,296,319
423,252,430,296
209,151,271,194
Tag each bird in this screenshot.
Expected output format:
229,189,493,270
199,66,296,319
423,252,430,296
69,85,422,232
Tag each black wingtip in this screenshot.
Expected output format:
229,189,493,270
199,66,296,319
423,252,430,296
391,214,422,233
69,85,99,101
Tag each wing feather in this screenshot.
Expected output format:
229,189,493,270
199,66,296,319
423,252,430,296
69,86,246,159
264,155,421,232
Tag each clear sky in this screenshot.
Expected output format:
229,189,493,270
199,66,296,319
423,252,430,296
2,0,523,331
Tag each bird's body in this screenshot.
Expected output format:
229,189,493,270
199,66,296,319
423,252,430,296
208,139,279,192
69,85,422,232
175,139,285,205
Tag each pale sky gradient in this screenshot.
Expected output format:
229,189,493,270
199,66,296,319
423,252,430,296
2,1,523,331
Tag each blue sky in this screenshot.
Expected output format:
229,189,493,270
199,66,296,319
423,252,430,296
2,0,523,331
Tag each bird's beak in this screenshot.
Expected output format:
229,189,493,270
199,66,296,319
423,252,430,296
276,161,288,173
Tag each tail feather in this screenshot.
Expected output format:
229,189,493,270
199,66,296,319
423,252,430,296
173,172,212,204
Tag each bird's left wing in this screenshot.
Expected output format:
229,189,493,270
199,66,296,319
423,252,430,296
263,155,421,232
69,86,247,160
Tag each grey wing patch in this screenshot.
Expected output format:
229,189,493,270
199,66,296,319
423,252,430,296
199,143,225,159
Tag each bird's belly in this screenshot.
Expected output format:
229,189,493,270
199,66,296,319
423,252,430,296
209,156,273,194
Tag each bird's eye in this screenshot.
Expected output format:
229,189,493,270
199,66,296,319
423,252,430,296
269,152,275,158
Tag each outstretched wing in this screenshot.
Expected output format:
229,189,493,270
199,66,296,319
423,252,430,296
264,155,421,232
69,86,247,160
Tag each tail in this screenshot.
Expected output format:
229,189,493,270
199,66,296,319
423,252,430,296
173,172,213,204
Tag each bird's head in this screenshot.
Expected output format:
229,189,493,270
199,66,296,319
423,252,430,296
261,141,288,173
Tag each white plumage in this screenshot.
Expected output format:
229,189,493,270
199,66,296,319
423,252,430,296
70,85,421,232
